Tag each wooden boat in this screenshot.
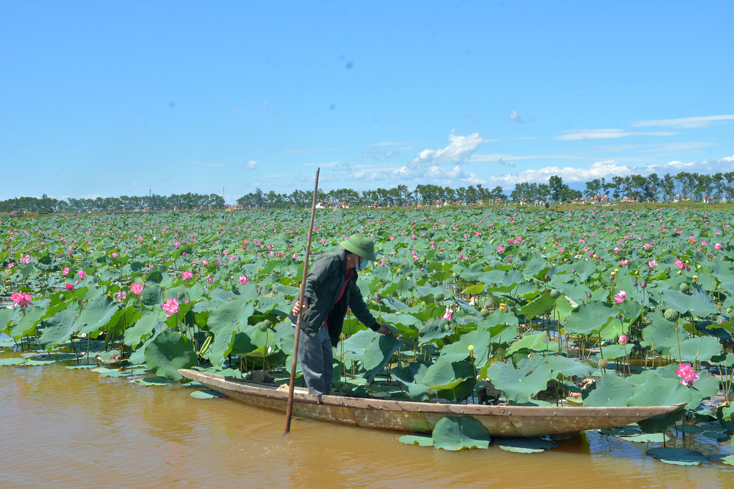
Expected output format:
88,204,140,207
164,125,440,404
179,369,686,437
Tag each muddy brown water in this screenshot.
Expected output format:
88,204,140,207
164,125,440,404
1,365,733,489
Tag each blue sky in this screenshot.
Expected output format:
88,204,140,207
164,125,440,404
1,1,733,202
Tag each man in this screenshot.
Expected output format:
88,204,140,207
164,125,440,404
289,233,390,395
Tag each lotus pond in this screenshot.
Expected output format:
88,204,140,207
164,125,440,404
1,208,733,470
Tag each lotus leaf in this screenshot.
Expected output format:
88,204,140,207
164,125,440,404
564,301,616,336
628,376,690,432
144,330,197,381
504,332,547,356
398,434,433,447
431,416,491,451
662,283,718,318
38,306,81,349
494,437,556,453
485,361,553,404
646,447,709,466
583,374,636,407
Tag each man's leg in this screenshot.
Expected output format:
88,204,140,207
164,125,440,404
292,324,328,395
320,329,334,395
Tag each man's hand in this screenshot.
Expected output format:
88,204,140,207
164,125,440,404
292,301,308,316
376,324,391,335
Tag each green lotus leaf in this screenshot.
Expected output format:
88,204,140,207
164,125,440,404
504,332,547,357
140,283,163,306
518,292,554,318
190,389,225,399
564,301,616,336
123,310,163,348
38,306,80,349
669,336,722,362
398,434,433,447
620,432,669,443
76,294,119,336
205,299,254,366
432,416,491,451
144,330,197,381
8,305,45,339
494,437,556,453
0,357,26,366
662,283,718,318
583,373,636,407
646,447,709,466
440,328,491,366
641,315,688,351
423,359,469,391
485,361,553,404
363,334,402,383
627,376,690,432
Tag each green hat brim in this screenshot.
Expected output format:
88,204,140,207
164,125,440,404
342,240,377,261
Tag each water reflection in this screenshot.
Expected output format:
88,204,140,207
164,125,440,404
0,365,732,489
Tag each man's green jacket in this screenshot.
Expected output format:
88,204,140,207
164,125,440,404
288,251,379,346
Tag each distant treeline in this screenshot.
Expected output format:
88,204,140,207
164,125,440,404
2,171,733,214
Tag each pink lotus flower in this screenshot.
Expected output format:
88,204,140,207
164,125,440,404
559,247,565,253
161,298,179,317
131,283,144,295
675,363,700,387
442,308,452,321
715,243,722,250
11,292,33,308
182,271,193,280
497,245,505,253
78,270,87,279
613,247,620,253
643,243,652,250
19,255,30,264
114,290,127,303
674,259,685,270
111,252,118,259
619,334,628,345
648,260,658,269
619,259,629,266
7,263,14,269
238,275,248,285
614,290,627,303
65,283,74,291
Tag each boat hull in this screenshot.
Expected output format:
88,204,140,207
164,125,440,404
179,369,685,437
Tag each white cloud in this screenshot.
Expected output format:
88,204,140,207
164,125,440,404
207,164,224,167
556,129,678,140
408,131,483,168
633,115,734,129
244,160,257,170
509,110,525,123
652,141,717,151
131,183,140,186
481,155,734,188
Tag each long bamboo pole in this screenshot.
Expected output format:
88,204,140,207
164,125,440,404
284,168,320,435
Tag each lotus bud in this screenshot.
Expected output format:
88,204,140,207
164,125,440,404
641,280,647,288
633,280,638,287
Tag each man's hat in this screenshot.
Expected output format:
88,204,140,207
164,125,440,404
342,233,377,261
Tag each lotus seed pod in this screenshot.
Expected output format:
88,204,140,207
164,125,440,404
680,283,689,293
664,308,680,322
258,322,269,332
59,294,66,301
550,289,562,299
480,307,490,317
597,359,609,369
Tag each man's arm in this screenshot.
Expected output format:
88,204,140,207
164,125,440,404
348,280,389,334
